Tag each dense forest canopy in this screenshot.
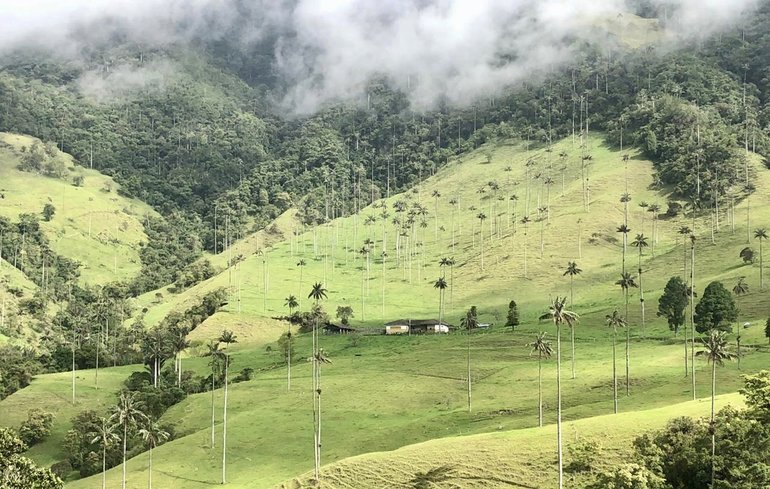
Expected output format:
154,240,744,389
0,1,769,288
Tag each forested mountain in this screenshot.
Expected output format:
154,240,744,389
3,2,770,488
1,2,769,267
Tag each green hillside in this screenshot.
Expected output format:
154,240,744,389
138,133,770,342
281,393,744,488
9,134,757,487
0,132,157,284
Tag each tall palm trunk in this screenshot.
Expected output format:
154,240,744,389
102,444,107,489
638,250,645,338
467,331,472,413
691,239,696,400
759,238,765,290
625,291,631,396
556,322,563,489
210,375,215,448
711,360,717,488
570,276,576,380
538,353,543,427
612,330,618,414
222,359,228,484
122,423,127,489
148,444,153,489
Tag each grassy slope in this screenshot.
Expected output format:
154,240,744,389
282,393,744,488
43,134,770,488
0,132,157,284
0,256,37,344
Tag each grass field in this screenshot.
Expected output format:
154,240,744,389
0,132,157,284
2,132,770,488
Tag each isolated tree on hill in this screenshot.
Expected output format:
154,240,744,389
138,421,169,489
109,391,148,489
605,310,626,414
89,417,119,489
739,247,755,264
434,277,448,327
755,228,768,289
218,330,237,485
696,330,735,488
336,305,354,325
528,332,553,427
506,300,520,331
616,272,638,396
308,282,328,483
631,234,649,337
658,276,690,376
539,297,578,489
695,282,738,334
563,261,582,380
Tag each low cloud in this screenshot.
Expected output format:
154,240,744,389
0,0,760,112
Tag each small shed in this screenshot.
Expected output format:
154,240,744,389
323,323,357,334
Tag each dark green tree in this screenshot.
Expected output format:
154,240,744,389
657,276,689,336
694,282,739,333
506,300,520,331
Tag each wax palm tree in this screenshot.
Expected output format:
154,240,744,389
284,296,298,390
647,203,661,255
754,228,768,289
432,190,441,238
605,310,626,414
562,261,582,380
285,295,299,316
678,226,692,278
616,224,631,273
745,183,756,243
296,259,306,306
733,277,749,296
616,272,638,396
631,234,649,337
217,330,237,485
109,391,148,489
169,325,190,387
90,417,119,489
521,216,531,278
477,212,487,270
696,330,735,488
529,332,553,427
620,193,631,225
138,421,169,489
433,277,448,326
460,307,478,413
308,282,328,483
204,340,221,448
539,297,578,489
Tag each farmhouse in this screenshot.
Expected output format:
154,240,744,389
384,319,451,335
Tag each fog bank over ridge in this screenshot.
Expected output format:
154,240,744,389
0,0,759,112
